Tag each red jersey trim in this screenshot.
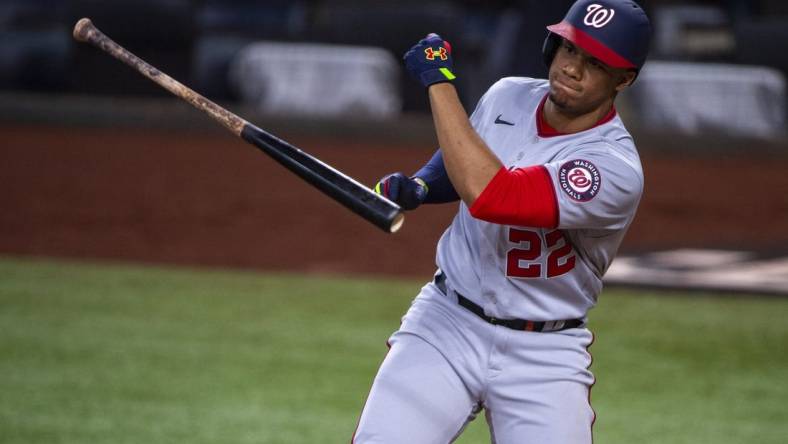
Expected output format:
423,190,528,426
536,94,617,138
469,165,559,228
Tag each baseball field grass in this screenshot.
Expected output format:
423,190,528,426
1,256,787,444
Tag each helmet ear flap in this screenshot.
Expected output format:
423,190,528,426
542,33,561,68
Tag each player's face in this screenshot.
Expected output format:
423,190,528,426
548,39,636,116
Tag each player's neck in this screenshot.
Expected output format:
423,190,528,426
543,96,615,134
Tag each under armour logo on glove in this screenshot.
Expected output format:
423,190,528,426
425,46,448,61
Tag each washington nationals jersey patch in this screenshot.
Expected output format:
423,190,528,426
558,159,601,202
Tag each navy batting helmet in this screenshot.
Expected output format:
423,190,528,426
543,0,651,71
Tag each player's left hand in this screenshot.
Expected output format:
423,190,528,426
403,33,456,88
374,172,428,211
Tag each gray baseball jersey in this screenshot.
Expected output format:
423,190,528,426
436,76,643,321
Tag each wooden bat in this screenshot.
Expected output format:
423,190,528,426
72,18,404,233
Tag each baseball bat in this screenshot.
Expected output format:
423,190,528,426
72,18,404,233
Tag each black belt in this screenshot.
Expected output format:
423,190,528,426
434,272,584,333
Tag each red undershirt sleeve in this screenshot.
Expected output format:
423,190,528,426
469,165,559,228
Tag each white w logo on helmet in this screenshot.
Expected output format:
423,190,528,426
584,4,616,28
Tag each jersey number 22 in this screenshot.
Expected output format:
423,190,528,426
506,228,576,279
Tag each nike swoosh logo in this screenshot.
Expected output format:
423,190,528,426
494,114,515,126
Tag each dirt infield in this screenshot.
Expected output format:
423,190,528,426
2,124,786,277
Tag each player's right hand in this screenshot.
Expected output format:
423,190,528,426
374,173,428,211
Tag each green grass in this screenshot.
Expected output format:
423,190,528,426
1,257,787,443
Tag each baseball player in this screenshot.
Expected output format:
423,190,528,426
355,1,651,443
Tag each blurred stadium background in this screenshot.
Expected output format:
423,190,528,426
1,1,787,443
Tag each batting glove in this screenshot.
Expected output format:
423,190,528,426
374,173,428,211
403,33,456,88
